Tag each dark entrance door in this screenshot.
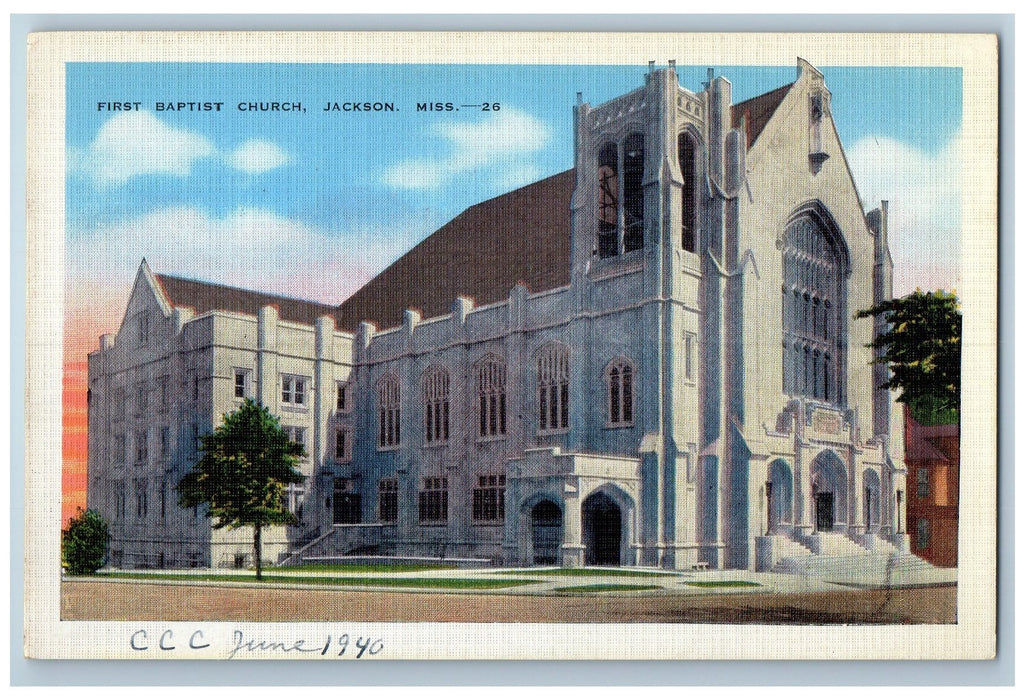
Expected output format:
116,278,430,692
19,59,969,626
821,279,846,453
583,492,622,565
815,492,835,532
531,500,562,565
334,491,361,524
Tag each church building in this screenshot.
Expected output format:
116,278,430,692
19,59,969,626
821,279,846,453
86,59,908,571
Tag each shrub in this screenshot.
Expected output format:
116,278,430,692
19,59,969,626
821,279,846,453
62,508,110,574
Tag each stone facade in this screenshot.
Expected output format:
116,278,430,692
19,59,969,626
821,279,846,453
87,59,907,571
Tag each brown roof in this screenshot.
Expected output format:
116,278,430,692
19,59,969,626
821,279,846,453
334,169,575,332
904,414,951,463
731,82,793,148
154,274,338,326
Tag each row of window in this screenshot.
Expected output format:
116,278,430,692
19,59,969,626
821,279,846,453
375,349,649,449
369,475,507,525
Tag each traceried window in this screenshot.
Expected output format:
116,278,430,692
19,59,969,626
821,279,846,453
378,374,401,448
478,355,507,438
281,374,307,407
422,366,451,445
419,477,448,524
678,131,698,252
782,212,846,403
538,344,570,433
606,358,635,427
335,426,352,463
622,132,645,252
472,474,506,523
379,478,399,523
597,142,619,259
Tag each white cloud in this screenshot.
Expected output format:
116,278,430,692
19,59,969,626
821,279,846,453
66,207,434,310
73,111,216,187
72,112,290,187
847,132,962,295
382,107,552,191
228,139,290,174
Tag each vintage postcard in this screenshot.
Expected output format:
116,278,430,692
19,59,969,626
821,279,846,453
25,31,997,660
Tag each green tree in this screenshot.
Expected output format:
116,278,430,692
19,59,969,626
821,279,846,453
856,289,961,424
177,399,305,580
62,508,110,574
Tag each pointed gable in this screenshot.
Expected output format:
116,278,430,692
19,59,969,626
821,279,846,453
731,82,793,149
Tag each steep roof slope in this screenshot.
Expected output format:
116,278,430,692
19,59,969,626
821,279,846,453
154,274,339,326
731,82,793,148
334,168,575,332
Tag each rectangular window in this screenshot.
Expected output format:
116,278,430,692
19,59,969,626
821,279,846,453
115,481,126,519
472,474,506,523
113,434,126,467
234,369,251,399
282,374,308,407
137,313,149,347
158,376,169,412
114,389,126,422
379,478,399,523
336,381,351,413
917,468,929,498
283,482,305,518
135,430,148,464
193,376,201,402
684,333,695,381
160,426,170,459
335,427,352,462
916,518,931,550
135,384,147,416
160,481,167,520
135,480,148,519
418,477,449,524
284,426,307,455
191,423,202,453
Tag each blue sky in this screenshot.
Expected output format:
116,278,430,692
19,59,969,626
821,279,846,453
65,62,962,326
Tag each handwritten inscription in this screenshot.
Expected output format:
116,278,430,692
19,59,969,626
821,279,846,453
127,628,384,659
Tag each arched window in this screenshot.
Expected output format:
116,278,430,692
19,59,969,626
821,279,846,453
606,358,635,426
622,133,645,252
422,366,450,445
782,211,846,403
538,344,570,432
377,374,401,448
597,142,619,259
478,355,507,438
678,131,698,252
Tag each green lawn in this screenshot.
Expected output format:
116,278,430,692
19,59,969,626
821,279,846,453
88,572,537,590
271,562,458,573
685,580,760,588
553,583,663,593
503,568,680,578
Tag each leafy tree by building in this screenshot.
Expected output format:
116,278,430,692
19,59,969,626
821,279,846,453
856,289,961,425
176,399,305,580
62,508,110,574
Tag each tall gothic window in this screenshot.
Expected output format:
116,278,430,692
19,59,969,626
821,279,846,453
606,358,635,427
478,355,507,438
622,133,645,252
377,374,401,448
782,212,845,403
422,366,450,445
597,142,619,259
678,131,698,252
538,344,570,432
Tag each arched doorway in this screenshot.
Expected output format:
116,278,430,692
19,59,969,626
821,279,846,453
767,459,794,532
530,500,562,565
863,468,881,533
582,491,622,565
810,451,848,532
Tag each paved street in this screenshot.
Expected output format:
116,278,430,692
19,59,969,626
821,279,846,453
61,576,956,624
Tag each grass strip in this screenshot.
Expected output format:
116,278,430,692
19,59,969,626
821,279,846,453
272,563,457,573
500,568,679,578
553,583,663,593
88,572,537,590
685,580,760,588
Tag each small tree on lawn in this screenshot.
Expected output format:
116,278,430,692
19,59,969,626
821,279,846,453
176,399,305,580
62,508,110,574
856,289,961,425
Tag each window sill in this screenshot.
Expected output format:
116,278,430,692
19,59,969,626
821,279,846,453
537,428,570,437
281,404,309,413
377,444,402,452
472,520,505,527
604,421,634,430
418,521,449,527
476,434,507,443
423,441,449,449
